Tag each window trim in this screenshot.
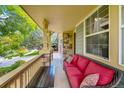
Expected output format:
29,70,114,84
85,29,109,37
119,5,124,66
84,31,109,61
84,5,110,62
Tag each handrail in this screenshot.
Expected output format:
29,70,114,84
0,49,52,88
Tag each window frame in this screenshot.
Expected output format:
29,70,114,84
119,5,124,66
84,5,110,62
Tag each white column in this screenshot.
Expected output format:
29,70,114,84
58,33,63,54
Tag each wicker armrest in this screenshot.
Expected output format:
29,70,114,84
101,71,123,88
81,86,101,88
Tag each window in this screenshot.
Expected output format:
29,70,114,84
119,5,124,65
85,5,109,60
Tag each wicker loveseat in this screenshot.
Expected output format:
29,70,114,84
63,54,123,88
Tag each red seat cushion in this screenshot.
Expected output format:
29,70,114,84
69,75,84,88
65,67,84,88
77,56,90,73
64,61,75,67
84,61,115,86
70,54,79,66
66,66,83,76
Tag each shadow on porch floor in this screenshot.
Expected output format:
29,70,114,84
33,52,70,88
52,52,70,88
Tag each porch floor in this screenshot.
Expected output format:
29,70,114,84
52,52,70,88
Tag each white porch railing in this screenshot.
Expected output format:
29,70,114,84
0,50,52,88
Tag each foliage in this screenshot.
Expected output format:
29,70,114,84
17,47,29,56
0,5,44,58
4,50,19,59
23,29,44,50
0,60,25,76
51,32,58,45
0,32,24,56
0,5,37,36
24,50,39,56
10,31,24,49
51,32,58,50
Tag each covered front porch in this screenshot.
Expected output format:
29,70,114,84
0,5,124,88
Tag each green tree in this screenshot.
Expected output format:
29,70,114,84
23,29,44,50
0,5,44,57
51,32,58,46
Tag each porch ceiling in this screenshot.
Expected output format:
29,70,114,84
22,5,98,32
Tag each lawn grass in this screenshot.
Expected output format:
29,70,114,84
0,60,26,77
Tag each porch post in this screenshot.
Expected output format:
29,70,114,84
58,32,63,54
42,18,50,50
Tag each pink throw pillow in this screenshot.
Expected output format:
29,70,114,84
80,73,99,88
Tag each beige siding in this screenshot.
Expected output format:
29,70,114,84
75,22,84,55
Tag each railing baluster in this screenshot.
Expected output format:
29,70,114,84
20,74,23,88
16,75,21,88
10,80,16,88
0,51,53,88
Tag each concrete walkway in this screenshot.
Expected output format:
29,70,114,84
52,52,70,88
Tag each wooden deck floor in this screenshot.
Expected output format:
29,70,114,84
35,66,55,88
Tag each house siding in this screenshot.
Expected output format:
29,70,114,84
75,22,84,55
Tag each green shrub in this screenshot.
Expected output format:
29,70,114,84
5,52,19,59
0,60,26,76
24,50,39,56
17,47,29,56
